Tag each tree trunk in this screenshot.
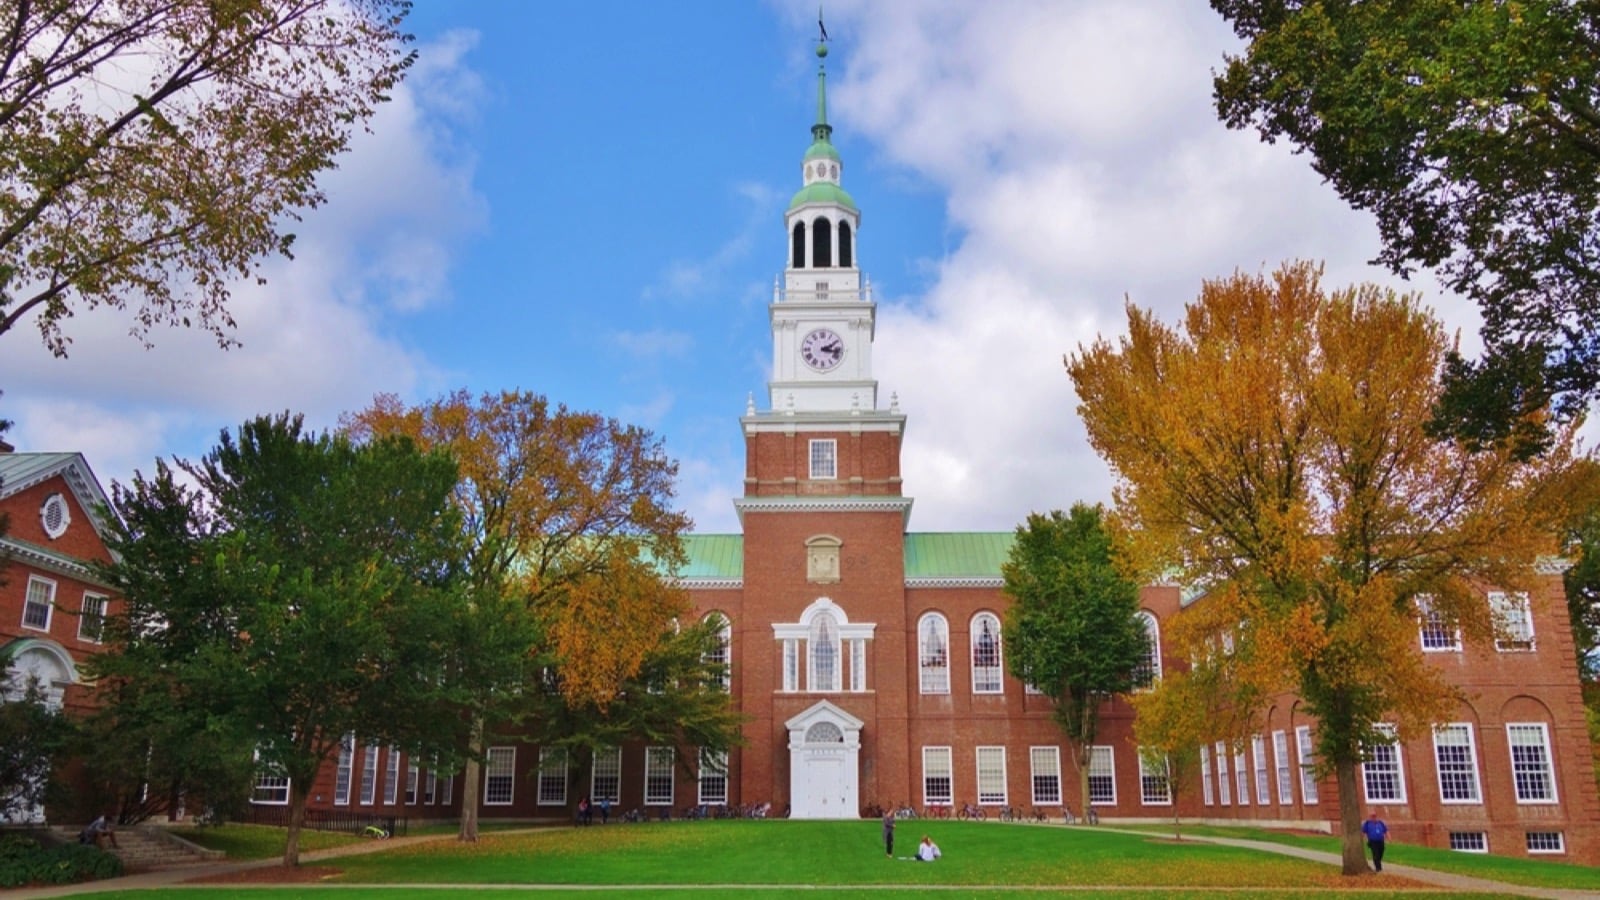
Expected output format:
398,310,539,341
1335,756,1366,875
283,784,308,867
457,718,484,842
1074,743,1092,823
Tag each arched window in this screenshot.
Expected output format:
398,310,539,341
809,611,841,691
971,612,1003,694
918,613,949,694
838,221,853,268
812,217,833,268
1133,612,1162,689
704,612,731,692
792,221,807,268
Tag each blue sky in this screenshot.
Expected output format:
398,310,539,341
0,1,1486,534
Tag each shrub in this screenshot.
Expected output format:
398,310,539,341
0,832,123,888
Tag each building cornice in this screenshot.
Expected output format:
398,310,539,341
675,577,744,590
733,495,913,526
905,576,1004,589
741,410,906,435
0,536,112,587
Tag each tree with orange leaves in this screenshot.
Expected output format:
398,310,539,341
344,390,737,841
1068,261,1576,875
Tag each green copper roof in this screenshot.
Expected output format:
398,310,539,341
804,140,841,163
678,534,745,579
789,181,857,211
903,532,1015,579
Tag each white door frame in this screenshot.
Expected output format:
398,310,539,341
785,700,863,819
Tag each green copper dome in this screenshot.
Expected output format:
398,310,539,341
789,180,857,211
804,140,841,163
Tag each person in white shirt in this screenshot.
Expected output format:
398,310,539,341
915,835,941,862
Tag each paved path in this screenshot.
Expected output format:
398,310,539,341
6,829,1593,898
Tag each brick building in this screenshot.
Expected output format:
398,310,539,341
278,43,1600,861
0,443,121,824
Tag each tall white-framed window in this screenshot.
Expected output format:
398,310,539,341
1251,734,1271,805
704,613,731,692
383,747,400,805
1295,725,1319,804
537,747,568,805
1433,723,1482,804
1362,724,1406,804
808,611,841,692
1273,730,1293,804
406,764,419,804
1416,595,1461,652
484,747,515,806
918,613,950,694
333,733,355,806
78,593,108,643
592,747,622,804
1234,748,1250,806
424,769,437,805
850,639,866,692
22,576,54,631
922,746,953,805
971,613,1004,694
699,749,728,805
976,746,1007,805
441,772,454,806
645,746,675,805
1507,723,1558,804
1132,611,1161,688
1029,747,1061,805
1215,742,1231,805
1200,744,1214,806
1139,751,1172,805
1088,745,1116,806
782,639,799,691
1489,591,1535,651
251,770,289,805
809,439,837,479
359,744,379,805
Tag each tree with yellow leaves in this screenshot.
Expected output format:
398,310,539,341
1069,262,1575,875
344,390,736,841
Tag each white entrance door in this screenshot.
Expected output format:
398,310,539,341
785,701,864,819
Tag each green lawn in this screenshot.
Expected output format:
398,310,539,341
169,823,368,860
68,819,1597,898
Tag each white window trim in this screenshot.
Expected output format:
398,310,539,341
1134,611,1162,689
1295,725,1319,804
1489,591,1536,652
644,746,675,806
1200,744,1214,806
1361,724,1407,804
1506,722,1559,805
808,439,838,480
1526,831,1566,854
1215,742,1231,806
976,746,1007,805
22,575,55,632
333,733,355,806
1029,746,1061,806
1433,723,1483,805
1272,730,1292,805
705,613,732,692
971,612,1004,694
922,746,954,806
483,747,515,806
40,493,70,539
537,747,568,806
918,613,950,695
592,746,622,804
406,764,419,805
1416,595,1462,652
1139,750,1172,806
1251,734,1271,806
1234,748,1250,807
699,749,729,805
77,592,108,643
1088,745,1117,806
359,745,379,806
1449,831,1489,853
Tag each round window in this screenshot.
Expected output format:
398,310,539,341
41,493,70,539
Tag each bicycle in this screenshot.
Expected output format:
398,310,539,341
1061,806,1077,825
361,824,390,839
894,803,918,820
956,802,985,821
1085,807,1100,825
997,805,1018,822
924,803,951,819
1029,807,1049,823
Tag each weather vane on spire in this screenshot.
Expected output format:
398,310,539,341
818,6,829,43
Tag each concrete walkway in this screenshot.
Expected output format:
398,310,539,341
6,829,1593,898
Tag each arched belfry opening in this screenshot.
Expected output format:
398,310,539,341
812,217,833,268
838,221,853,268
792,221,807,269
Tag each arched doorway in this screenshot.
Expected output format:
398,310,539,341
785,700,863,819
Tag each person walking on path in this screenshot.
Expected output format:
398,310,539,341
1361,810,1389,872
882,810,895,858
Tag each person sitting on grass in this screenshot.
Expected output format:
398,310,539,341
915,835,941,862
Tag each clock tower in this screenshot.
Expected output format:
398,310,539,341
732,38,914,820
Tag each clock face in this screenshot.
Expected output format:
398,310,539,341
801,328,845,371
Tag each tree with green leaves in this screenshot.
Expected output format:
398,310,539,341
1001,503,1150,818
1211,1,1600,452
0,663,80,823
0,0,414,354
93,414,482,866
1069,262,1574,875
344,391,738,840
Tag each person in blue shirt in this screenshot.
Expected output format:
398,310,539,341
1361,811,1389,872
